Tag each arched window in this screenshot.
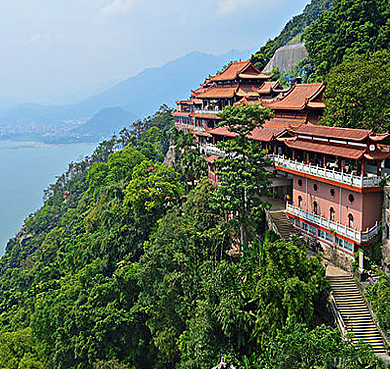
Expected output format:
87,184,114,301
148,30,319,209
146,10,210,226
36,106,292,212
330,207,335,221
348,214,354,229
298,196,303,209
313,201,318,215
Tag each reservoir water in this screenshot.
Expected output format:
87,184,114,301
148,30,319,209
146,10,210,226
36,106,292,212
0,140,97,256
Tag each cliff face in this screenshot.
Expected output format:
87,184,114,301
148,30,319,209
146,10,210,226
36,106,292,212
263,43,308,73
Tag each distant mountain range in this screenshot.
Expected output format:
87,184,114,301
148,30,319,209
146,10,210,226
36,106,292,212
0,49,251,142
70,107,138,142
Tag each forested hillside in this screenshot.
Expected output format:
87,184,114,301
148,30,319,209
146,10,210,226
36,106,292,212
0,104,381,368
303,0,390,131
1,0,390,367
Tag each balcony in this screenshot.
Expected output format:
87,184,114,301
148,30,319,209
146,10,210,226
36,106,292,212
286,203,381,244
274,154,382,189
200,143,225,157
195,108,221,115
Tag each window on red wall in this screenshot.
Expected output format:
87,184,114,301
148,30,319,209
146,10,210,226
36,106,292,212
330,207,335,221
313,201,318,215
348,214,354,229
298,196,303,209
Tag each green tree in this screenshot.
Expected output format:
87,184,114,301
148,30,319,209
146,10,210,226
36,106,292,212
244,323,381,368
215,103,274,247
174,131,208,193
304,0,390,79
0,328,45,369
137,180,230,367
366,271,390,336
322,51,390,132
124,160,184,228
32,262,154,369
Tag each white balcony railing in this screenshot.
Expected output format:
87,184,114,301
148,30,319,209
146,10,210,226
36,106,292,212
195,108,221,115
286,203,381,244
274,154,382,189
200,143,225,157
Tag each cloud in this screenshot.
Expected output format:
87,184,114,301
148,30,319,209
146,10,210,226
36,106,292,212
217,0,268,17
100,0,135,16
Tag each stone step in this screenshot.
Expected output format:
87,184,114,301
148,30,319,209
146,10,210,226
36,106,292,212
328,273,388,357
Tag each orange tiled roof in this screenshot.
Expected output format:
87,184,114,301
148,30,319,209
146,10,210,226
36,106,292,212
236,85,260,98
263,117,306,129
209,60,273,82
258,81,282,94
370,133,390,141
191,113,220,119
209,125,284,143
364,150,390,161
190,129,212,137
285,138,365,160
291,125,372,142
234,96,261,106
196,85,238,99
263,82,325,111
307,101,326,109
172,111,191,117
209,126,238,138
249,127,285,142
176,99,203,105
205,155,220,163
192,86,212,96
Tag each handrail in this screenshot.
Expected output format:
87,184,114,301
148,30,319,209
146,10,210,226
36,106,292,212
286,203,381,243
194,108,221,115
273,154,383,189
329,292,348,339
355,276,390,350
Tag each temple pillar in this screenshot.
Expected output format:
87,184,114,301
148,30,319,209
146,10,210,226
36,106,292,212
292,150,296,161
377,161,382,176
323,155,327,168
361,160,367,176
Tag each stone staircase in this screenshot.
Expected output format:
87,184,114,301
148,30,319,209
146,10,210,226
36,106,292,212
268,210,296,242
328,274,388,356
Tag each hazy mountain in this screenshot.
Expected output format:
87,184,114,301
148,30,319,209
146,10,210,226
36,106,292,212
71,107,137,141
0,49,251,129
73,49,251,118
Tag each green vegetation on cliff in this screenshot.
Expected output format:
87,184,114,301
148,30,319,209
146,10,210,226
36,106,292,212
304,0,390,79
0,103,382,368
251,0,333,70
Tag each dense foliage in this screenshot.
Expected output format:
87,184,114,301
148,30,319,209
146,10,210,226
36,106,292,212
366,271,390,337
251,0,333,70
215,104,274,246
0,102,382,368
321,51,390,132
304,0,390,79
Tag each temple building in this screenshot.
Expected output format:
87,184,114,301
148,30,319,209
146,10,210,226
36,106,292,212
275,126,389,260
172,59,390,268
173,60,274,134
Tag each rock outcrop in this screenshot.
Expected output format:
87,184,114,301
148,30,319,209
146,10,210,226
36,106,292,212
263,43,308,73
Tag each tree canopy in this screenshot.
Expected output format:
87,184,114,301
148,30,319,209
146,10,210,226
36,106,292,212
304,0,390,79
321,51,390,132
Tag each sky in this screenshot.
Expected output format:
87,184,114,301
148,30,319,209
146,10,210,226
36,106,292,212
0,0,309,106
